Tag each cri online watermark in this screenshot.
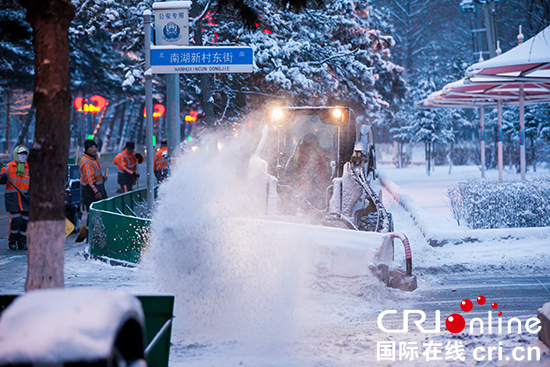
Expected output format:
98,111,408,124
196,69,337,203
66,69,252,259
376,295,541,362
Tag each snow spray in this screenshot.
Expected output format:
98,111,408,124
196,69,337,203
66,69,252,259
140,130,311,347
138,127,405,364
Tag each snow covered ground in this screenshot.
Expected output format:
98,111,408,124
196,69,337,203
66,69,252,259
2,142,550,366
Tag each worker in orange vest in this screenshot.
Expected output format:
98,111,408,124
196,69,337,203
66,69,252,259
75,139,106,243
79,139,106,211
114,141,143,192
154,138,169,183
0,145,30,251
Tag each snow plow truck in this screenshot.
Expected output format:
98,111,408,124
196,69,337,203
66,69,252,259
247,106,417,291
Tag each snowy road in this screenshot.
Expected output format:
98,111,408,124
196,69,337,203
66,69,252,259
1,155,550,366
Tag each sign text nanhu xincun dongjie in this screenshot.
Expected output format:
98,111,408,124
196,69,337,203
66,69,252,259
151,46,253,74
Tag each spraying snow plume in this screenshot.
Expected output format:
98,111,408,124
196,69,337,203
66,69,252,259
141,129,309,344
139,126,403,358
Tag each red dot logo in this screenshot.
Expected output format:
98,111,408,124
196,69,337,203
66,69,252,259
460,299,473,312
498,311,503,316
477,296,486,305
492,302,498,309
446,313,466,334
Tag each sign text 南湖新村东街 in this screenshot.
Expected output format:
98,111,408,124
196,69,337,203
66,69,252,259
150,46,253,74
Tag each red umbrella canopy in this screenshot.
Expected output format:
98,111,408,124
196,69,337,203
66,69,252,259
418,26,550,108
420,78,550,108
466,25,550,82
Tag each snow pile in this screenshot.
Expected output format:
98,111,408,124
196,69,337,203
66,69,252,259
0,288,144,364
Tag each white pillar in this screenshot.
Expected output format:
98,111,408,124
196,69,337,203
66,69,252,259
480,106,485,179
497,100,503,182
519,83,526,181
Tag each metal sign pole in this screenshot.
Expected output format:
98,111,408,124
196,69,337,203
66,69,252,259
166,75,180,158
144,1,252,207
144,10,155,213
152,1,192,158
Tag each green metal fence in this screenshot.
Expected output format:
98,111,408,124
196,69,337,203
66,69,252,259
89,188,153,264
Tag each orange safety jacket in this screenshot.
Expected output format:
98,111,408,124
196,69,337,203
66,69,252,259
154,147,168,171
0,161,30,212
114,149,137,175
79,153,104,193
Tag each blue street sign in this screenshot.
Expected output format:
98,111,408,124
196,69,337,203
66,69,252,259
151,46,253,74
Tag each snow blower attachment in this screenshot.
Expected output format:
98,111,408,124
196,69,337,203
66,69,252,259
371,232,417,291
247,106,416,291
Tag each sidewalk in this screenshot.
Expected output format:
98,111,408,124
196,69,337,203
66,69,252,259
0,232,89,294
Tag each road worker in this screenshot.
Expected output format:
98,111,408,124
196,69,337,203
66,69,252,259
154,138,169,183
79,139,106,211
114,141,143,192
0,145,30,251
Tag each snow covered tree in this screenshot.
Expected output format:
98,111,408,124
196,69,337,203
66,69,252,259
535,103,550,166
64,0,169,150
374,0,470,76
0,0,34,92
165,0,406,131
371,0,472,167
69,0,151,98
389,53,473,173
391,106,457,175
64,0,405,136
0,0,35,149
490,0,550,52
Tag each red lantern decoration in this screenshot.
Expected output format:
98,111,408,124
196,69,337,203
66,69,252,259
185,110,198,123
73,95,107,115
143,104,166,119
88,95,106,114
74,97,84,111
